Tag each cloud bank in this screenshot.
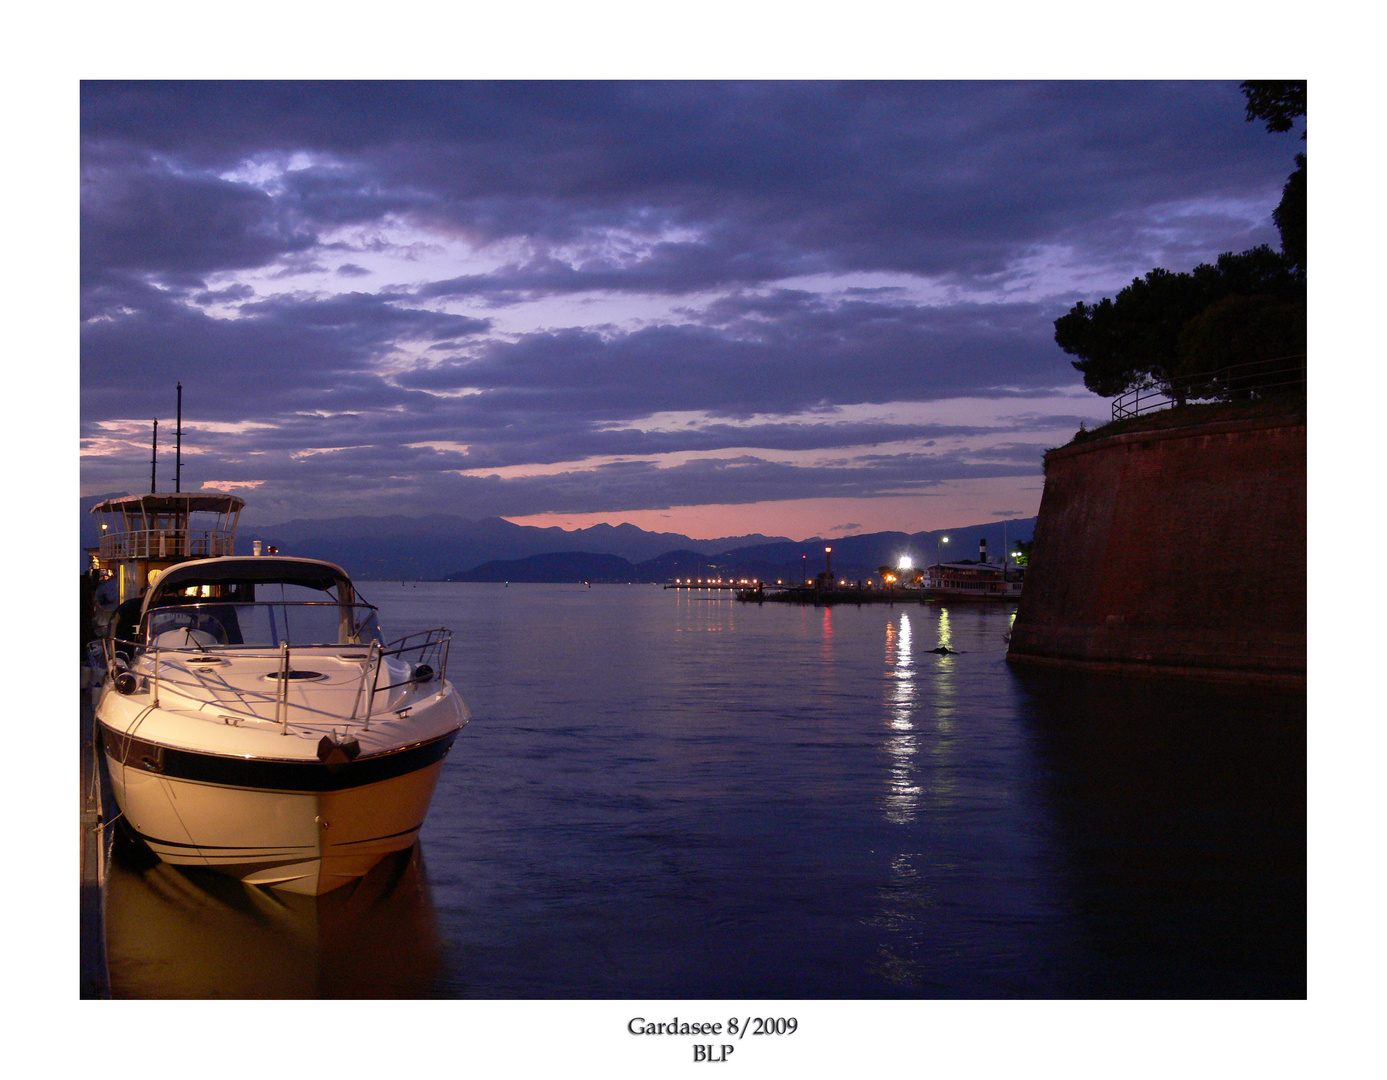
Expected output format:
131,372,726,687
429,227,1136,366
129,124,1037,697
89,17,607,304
80,80,1296,534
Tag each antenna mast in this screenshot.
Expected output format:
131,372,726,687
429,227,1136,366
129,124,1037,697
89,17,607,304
175,382,183,493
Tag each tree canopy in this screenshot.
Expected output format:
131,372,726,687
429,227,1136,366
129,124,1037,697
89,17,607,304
1272,151,1306,272
1055,82,1306,400
1241,80,1307,134
1055,247,1303,397
1242,80,1307,274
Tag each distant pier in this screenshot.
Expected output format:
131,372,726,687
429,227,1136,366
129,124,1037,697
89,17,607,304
747,585,917,604
663,581,1019,605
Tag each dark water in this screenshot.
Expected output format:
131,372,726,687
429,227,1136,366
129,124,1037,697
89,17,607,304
102,583,1304,999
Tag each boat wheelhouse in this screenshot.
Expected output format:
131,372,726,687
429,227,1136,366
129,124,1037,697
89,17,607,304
89,492,246,629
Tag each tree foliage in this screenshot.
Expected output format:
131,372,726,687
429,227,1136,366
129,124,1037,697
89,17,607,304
1273,151,1306,271
1178,293,1306,374
1241,80,1306,134
1055,247,1303,397
1056,83,1307,400
1242,80,1306,272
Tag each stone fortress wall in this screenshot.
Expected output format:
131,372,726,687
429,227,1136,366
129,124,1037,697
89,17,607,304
1007,412,1305,685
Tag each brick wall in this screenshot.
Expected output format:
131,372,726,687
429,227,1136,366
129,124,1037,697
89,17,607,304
1006,414,1305,684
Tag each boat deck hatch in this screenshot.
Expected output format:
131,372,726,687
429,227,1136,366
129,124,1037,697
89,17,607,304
263,669,326,682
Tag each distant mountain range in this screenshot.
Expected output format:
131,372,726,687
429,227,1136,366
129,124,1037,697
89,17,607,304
80,493,1034,583
449,524,1035,584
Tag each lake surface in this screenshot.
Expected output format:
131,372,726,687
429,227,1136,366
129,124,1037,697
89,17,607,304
102,582,1305,999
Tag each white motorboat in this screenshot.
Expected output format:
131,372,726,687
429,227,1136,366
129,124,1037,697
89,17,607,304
94,552,469,896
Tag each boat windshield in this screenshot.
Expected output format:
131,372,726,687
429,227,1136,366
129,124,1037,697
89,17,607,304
145,593,382,650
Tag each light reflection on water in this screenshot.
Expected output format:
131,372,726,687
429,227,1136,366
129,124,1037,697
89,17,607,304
937,605,953,651
103,835,448,998
882,612,919,825
102,584,1305,999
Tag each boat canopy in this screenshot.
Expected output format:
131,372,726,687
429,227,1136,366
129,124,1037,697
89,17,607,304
90,492,247,516
147,556,355,606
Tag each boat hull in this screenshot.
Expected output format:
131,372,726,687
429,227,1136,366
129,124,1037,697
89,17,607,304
102,730,458,896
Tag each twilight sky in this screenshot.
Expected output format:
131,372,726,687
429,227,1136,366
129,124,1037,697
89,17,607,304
79,80,1301,538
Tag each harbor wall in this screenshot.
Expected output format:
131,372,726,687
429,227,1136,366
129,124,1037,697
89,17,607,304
1006,412,1305,684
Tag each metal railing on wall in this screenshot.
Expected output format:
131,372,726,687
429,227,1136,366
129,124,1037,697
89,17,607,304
1111,355,1306,421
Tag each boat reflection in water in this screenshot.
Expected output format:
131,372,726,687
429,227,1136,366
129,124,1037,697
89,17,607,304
103,823,449,998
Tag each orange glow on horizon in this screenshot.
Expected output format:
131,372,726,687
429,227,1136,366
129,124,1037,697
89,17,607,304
503,482,1042,543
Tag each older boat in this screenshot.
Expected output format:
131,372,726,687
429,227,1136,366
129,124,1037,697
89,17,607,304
88,491,246,638
923,560,1025,600
923,540,1024,600
93,544,469,896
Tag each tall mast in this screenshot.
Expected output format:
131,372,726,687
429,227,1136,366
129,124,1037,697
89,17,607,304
150,419,158,493
175,382,183,493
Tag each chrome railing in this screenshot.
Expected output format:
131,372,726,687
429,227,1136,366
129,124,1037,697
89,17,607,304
97,528,237,561
99,602,454,732
360,629,453,728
